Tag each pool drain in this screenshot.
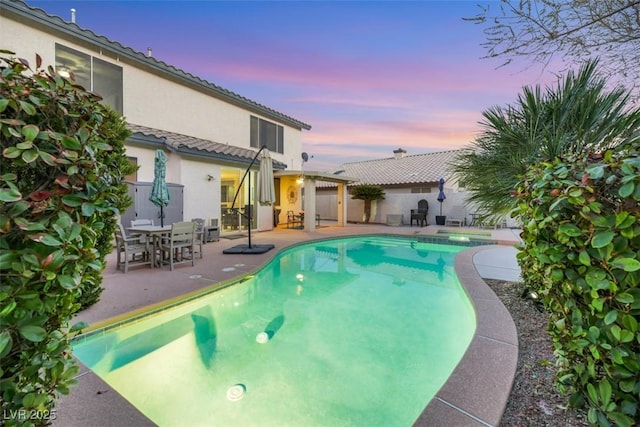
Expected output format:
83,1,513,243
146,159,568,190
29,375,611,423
255,332,269,344
226,384,246,401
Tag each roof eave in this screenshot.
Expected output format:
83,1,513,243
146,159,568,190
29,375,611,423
127,131,287,169
1,0,312,131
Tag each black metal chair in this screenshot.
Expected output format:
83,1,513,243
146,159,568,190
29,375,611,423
286,210,303,229
410,199,429,227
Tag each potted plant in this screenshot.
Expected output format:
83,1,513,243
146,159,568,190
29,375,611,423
436,178,446,225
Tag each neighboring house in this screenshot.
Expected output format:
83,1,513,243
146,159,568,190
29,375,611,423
318,148,472,225
1,0,311,233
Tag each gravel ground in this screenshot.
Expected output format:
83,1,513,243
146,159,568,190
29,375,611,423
484,279,589,427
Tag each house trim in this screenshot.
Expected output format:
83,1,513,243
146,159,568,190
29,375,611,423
127,125,288,170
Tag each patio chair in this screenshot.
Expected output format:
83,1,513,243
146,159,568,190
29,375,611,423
191,218,205,259
445,205,466,227
410,199,429,227
482,216,508,229
286,210,303,229
114,222,151,273
158,221,196,271
222,208,239,231
466,209,508,229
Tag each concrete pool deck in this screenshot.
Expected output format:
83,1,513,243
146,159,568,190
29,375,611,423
52,223,523,427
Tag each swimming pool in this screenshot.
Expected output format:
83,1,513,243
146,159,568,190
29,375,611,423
73,236,476,426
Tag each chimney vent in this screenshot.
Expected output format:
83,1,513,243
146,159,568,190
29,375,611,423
70,8,76,23
147,47,153,57
393,148,406,159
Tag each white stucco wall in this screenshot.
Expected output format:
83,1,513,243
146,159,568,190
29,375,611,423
317,187,474,226
179,158,222,223
123,66,303,168
124,147,157,182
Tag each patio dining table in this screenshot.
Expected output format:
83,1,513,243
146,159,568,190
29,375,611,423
126,225,172,268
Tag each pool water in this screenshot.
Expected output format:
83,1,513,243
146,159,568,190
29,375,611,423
73,236,476,426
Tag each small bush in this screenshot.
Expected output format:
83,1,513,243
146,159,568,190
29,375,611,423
0,50,134,426
515,141,640,426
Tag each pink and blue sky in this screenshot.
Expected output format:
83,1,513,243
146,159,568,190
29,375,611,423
29,0,562,170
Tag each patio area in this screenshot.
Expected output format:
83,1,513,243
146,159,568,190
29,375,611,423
53,223,523,427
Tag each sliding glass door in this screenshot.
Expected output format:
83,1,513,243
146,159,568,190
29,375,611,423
220,167,256,233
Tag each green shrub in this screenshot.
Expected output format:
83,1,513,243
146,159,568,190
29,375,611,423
74,104,134,310
515,141,640,426
0,50,134,426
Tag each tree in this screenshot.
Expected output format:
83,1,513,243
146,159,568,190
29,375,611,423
450,59,640,220
350,184,385,223
467,0,640,97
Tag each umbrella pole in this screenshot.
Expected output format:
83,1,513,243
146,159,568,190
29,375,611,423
247,171,252,248
160,206,164,227
229,147,265,248
222,145,275,255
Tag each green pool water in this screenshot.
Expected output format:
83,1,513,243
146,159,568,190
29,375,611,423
72,236,476,426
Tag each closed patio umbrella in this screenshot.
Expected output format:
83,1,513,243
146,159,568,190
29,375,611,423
437,178,446,216
258,149,275,206
150,149,170,227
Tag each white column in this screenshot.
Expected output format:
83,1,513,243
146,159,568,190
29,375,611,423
336,183,348,226
303,178,317,231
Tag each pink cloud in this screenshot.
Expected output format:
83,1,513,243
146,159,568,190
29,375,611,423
286,94,409,110
303,114,480,154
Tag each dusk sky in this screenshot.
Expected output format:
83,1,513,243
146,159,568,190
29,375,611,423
29,0,563,171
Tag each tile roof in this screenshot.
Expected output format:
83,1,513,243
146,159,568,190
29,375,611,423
328,149,463,186
127,124,288,169
1,0,311,131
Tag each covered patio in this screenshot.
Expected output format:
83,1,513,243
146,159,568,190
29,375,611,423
274,171,358,231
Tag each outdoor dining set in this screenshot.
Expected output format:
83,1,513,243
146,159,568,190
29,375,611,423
114,218,219,273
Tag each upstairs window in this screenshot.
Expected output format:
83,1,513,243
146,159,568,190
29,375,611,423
55,44,123,113
250,116,284,154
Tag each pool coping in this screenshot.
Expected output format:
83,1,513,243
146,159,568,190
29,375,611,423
414,245,519,426
53,229,519,427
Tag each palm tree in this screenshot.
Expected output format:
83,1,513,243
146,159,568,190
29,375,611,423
350,184,385,223
451,59,640,220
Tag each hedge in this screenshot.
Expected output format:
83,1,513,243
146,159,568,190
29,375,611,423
515,141,639,426
0,50,134,426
